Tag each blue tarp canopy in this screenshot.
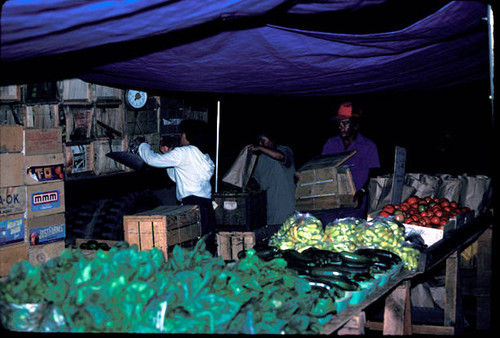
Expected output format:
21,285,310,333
1,0,490,96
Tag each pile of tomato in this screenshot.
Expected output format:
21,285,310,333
378,196,471,229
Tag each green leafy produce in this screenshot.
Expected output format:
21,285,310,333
0,237,336,334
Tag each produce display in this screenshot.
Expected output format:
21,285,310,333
269,212,420,270
0,238,338,334
243,244,404,310
378,196,471,229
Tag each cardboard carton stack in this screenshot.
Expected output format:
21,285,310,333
1,126,66,277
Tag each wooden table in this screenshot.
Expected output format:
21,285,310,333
321,210,493,335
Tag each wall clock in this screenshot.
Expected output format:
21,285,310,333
125,89,148,109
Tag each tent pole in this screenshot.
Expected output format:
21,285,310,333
215,100,221,193
488,4,494,128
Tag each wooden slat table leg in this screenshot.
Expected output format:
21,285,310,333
383,280,412,335
337,311,366,335
444,250,462,334
475,226,492,330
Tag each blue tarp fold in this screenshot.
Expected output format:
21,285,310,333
1,0,489,96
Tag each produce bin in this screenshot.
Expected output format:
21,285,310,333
295,151,357,211
216,231,255,261
123,204,201,259
214,190,266,230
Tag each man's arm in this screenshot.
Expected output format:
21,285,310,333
246,144,285,161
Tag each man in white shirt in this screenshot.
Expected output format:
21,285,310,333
137,120,217,253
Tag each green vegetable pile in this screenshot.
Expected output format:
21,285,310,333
0,238,336,334
270,213,420,270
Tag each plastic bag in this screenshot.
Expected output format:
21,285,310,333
0,301,46,332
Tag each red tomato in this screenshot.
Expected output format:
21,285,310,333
431,216,441,225
410,203,419,209
379,211,391,217
407,196,418,205
434,210,443,217
440,200,450,208
424,196,432,203
450,201,459,209
383,204,395,214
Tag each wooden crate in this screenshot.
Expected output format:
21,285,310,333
94,85,122,105
60,79,91,104
0,242,28,277
0,125,23,153
0,85,22,102
0,153,23,188
24,152,65,185
24,128,63,155
93,137,126,174
64,142,95,175
28,240,65,266
0,213,25,246
26,181,65,218
214,190,267,230
0,186,27,216
216,231,255,261
295,151,357,211
64,106,93,142
123,205,201,259
24,104,60,128
26,213,65,246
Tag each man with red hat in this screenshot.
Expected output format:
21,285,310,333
321,101,380,217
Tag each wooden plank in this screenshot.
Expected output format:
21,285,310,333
0,85,21,101
444,251,462,334
382,280,412,335
366,322,454,335
216,231,255,260
298,151,357,171
123,217,140,248
93,138,126,174
320,270,417,335
139,220,154,251
475,226,492,330
60,79,90,103
24,104,59,128
337,312,365,335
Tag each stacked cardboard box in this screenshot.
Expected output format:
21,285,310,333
1,125,28,276
0,126,66,277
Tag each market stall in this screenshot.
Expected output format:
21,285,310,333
0,0,495,334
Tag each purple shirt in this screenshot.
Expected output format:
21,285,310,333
321,133,380,191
